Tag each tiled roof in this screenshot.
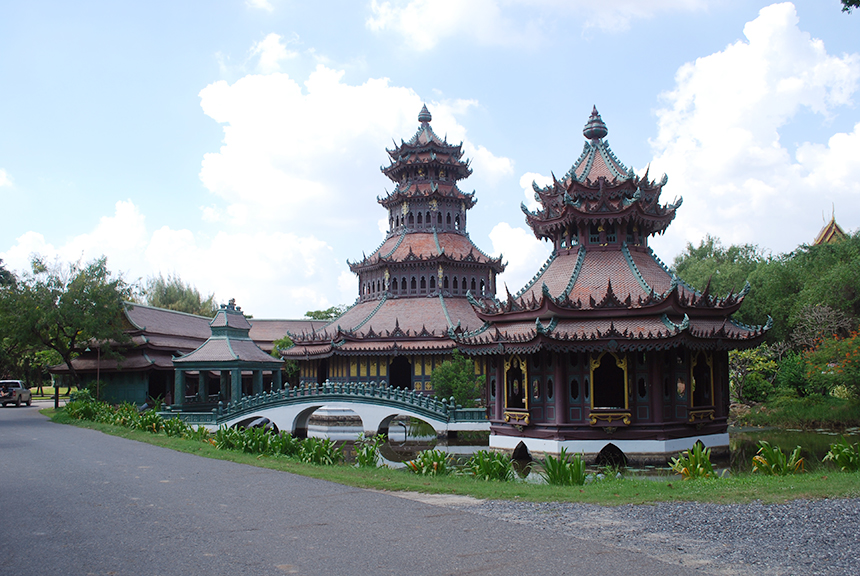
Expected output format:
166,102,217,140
125,303,212,339
359,232,501,267
174,337,282,365
248,319,329,351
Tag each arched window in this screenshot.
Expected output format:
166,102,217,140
437,213,442,226
410,277,417,294
454,215,461,230
426,212,431,227
446,213,452,227
420,276,426,292
471,278,477,292
401,278,407,292
443,276,449,290
408,213,414,226
430,276,436,291
391,279,398,295
452,277,459,294
417,212,423,226
480,279,486,294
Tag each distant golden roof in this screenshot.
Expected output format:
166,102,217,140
814,216,847,245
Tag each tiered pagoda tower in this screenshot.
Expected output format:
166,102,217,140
284,105,504,392
455,107,770,462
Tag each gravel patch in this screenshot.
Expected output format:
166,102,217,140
443,498,859,575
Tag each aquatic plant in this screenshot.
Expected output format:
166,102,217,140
823,437,860,472
670,443,718,480
752,440,805,475
405,449,451,476
354,433,386,467
541,447,587,486
464,450,514,482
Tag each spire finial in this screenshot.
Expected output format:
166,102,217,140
583,105,608,140
418,104,432,124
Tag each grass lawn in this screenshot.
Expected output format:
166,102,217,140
46,408,860,506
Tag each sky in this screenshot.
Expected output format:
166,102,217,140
1,0,858,319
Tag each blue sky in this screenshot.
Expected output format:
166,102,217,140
1,1,858,318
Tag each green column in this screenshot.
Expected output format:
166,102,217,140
199,371,209,402
231,368,241,404
274,368,282,389
253,370,263,396
220,371,229,401
173,370,186,407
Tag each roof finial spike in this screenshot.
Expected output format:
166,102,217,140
583,106,608,140
418,104,432,124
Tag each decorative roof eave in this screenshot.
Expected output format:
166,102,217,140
350,248,505,273
378,184,477,209
523,196,679,240
454,320,770,356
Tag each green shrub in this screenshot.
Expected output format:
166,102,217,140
541,447,586,486
300,437,343,465
214,426,242,450
405,449,451,476
744,373,774,403
354,433,385,467
269,432,302,457
464,450,513,481
670,443,719,480
774,352,811,396
162,416,191,438
138,409,164,434
752,440,805,475
823,437,860,472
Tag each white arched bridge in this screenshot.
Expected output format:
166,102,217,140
160,381,488,438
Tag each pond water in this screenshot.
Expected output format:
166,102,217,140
334,424,860,475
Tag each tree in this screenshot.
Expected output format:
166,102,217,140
672,235,765,298
790,304,855,351
0,256,133,406
804,331,860,398
0,258,14,287
842,0,860,13
729,346,778,403
304,305,348,320
272,334,299,387
429,350,483,407
143,273,218,317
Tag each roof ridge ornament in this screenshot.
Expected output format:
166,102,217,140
583,106,608,140
418,104,432,124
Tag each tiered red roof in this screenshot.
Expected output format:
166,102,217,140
457,107,770,355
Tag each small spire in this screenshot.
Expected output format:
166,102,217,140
418,104,432,124
583,105,608,140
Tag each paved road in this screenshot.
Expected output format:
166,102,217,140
1,405,697,576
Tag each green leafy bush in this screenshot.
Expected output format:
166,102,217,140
429,350,483,407
752,440,805,475
138,409,164,434
405,449,451,476
670,443,719,480
823,437,860,472
269,432,302,457
354,433,385,467
464,450,513,481
541,447,586,486
300,437,343,465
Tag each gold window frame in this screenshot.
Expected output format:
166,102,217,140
690,351,714,407
503,354,529,412
589,351,629,410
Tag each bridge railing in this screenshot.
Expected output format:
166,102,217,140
218,380,461,421
162,380,488,425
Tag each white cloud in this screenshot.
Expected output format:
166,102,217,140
246,0,274,12
489,222,552,295
0,168,11,188
197,64,512,243
251,33,296,74
648,2,860,258
519,172,553,212
366,0,709,50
